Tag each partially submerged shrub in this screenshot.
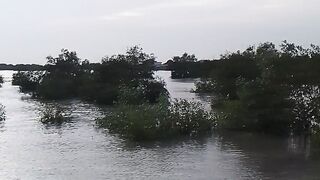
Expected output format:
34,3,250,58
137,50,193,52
40,106,66,124
97,96,215,140
169,99,216,135
194,42,320,136
194,79,216,93
97,95,170,140
214,79,293,135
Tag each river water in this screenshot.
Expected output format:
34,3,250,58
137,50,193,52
0,70,319,180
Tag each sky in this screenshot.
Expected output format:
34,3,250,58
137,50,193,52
0,0,319,64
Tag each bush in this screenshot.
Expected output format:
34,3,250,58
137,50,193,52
195,42,320,136
12,71,42,93
169,99,215,135
97,97,215,141
40,106,67,125
118,79,168,105
194,79,216,93
37,76,77,99
215,79,293,135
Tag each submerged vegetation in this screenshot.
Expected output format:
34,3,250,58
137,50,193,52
40,106,66,125
97,96,215,140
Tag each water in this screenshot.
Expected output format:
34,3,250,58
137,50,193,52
0,70,320,180
154,71,212,109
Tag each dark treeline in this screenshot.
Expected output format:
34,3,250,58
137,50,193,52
0,63,44,71
165,53,220,79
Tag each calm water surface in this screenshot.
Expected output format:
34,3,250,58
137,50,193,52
0,70,319,180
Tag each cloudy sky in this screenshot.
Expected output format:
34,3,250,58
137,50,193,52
0,0,319,64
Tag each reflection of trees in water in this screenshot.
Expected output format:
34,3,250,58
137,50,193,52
106,131,320,179
119,135,209,150
214,131,320,179
104,135,210,178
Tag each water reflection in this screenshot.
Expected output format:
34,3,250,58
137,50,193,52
154,71,212,110
214,131,320,179
0,70,319,179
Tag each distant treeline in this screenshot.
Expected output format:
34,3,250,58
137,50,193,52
0,62,164,72
0,64,44,71
164,53,224,79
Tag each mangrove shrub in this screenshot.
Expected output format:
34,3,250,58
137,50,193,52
97,97,215,141
196,41,320,135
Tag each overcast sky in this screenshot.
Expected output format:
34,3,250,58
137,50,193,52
0,0,319,64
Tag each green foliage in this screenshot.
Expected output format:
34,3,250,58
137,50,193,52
291,86,320,134
13,46,166,105
97,95,171,140
118,79,168,105
169,99,216,135
216,79,293,135
196,41,320,136
37,49,82,99
97,97,215,141
38,75,78,99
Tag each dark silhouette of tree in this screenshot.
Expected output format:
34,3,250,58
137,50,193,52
13,46,167,105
